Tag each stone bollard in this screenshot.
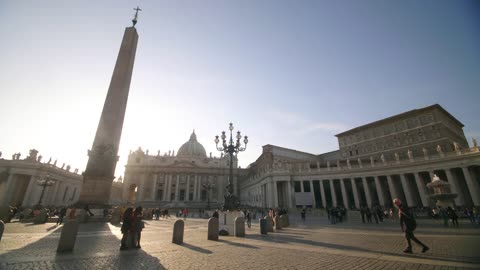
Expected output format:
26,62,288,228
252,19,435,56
259,218,268,235
57,220,79,252
172,219,184,244
234,217,245,237
0,220,4,241
208,217,219,241
274,215,282,230
265,216,274,232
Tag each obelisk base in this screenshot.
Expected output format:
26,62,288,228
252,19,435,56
77,176,114,207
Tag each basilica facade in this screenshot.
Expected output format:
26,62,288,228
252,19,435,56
239,104,480,209
121,131,243,209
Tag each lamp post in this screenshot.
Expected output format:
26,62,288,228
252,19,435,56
202,182,215,209
215,122,248,210
36,174,55,207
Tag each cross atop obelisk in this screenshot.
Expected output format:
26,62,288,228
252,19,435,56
132,6,142,27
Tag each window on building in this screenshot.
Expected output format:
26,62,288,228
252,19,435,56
189,193,193,201
170,193,175,201
294,181,301,192
179,190,185,201
157,190,163,201
201,190,207,201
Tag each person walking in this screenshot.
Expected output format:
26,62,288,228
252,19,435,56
301,208,306,222
133,206,144,249
84,205,94,217
56,207,67,225
183,208,188,220
393,198,429,254
366,207,372,223
360,207,366,223
246,211,252,229
447,206,459,227
120,207,133,250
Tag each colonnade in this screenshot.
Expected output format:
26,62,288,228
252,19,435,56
244,165,480,209
0,170,81,207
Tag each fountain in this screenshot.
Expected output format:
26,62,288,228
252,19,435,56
426,174,457,208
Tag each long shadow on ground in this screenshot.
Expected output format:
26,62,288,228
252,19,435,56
247,227,480,265
0,222,166,269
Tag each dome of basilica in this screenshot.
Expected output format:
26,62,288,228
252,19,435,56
177,131,207,158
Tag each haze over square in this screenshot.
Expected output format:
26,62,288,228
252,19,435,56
0,0,478,178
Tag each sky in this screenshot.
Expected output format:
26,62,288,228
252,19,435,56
0,0,479,179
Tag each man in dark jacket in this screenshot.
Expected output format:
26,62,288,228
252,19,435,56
393,198,429,254
120,207,133,250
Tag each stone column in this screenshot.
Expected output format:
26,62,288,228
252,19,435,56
387,175,399,201
162,175,168,201
374,176,385,207
362,177,372,207
320,180,327,208
400,174,415,207
444,168,464,206
22,175,36,207
329,179,337,207
175,174,180,202
167,174,172,202
413,173,429,207
300,181,304,192
197,175,203,201
193,175,198,201
340,179,349,208
462,167,480,206
273,180,278,207
0,173,15,206
186,176,190,202
152,174,158,201
137,173,146,202
267,181,274,208
309,180,316,207
351,179,360,209
49,180,61,205
286,180,293,208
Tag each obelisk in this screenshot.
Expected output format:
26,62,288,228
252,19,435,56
77,9,140,206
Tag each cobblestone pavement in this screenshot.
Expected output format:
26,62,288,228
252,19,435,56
0,217,479,270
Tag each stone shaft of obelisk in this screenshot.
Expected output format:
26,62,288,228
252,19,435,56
85,26,138,178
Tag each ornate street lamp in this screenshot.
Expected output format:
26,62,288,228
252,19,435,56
36,174,55,207
215,122,248,210
202,182,215,209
